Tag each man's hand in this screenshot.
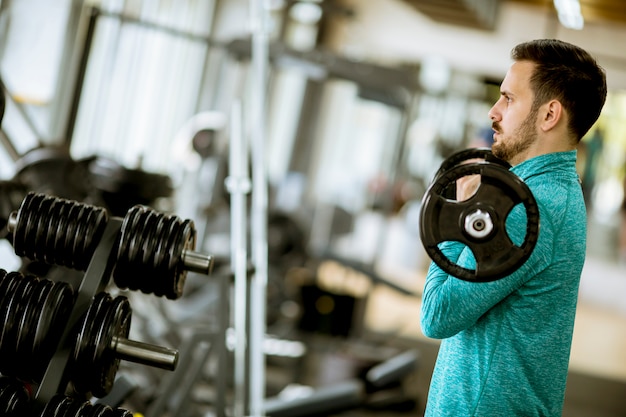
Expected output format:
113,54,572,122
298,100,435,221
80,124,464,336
456,174,481,201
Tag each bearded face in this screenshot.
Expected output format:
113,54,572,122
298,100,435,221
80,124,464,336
488,61,542,166
491,106,539,163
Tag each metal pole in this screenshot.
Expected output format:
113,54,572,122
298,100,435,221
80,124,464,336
226,99,251,417
64,6,99,145
248,0,270,415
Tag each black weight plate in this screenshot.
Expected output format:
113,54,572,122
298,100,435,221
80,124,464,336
432,147,511,200
14,277,50,380
59,396,84,417
147,213,172,297
433,147,511,181
420,161,539,282
0,272,23,358
92,296,131,398
158,215,194,299
0,377,29,415
0,275,34,378
45,197,68,266
150,213,170,297
62,202,84,269
12,192,39,258
23,279,54,356
71,293,107,396
33,279,74,381
90,296,114,397
87,294,114,397
80,205,109,265
156,216,185,299
33,195,55,262
70,205,90,266
136,209,161,294
40,395,66,417
117,206,149,292
35,280,74,352
113,206,144,289
88,403,114,417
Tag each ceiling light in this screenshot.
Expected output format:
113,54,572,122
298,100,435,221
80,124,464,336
553,0,584,30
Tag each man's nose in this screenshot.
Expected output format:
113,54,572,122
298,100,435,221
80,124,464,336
488,104,500,121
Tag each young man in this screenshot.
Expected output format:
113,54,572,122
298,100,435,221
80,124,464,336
420,39,607,416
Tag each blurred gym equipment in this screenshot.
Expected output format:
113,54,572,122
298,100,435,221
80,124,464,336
0,192,214,415
87,156,174,217
264,349,419,417
13,147,95,204
0,78,5,128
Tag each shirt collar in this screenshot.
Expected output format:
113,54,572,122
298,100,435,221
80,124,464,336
510,150,578,181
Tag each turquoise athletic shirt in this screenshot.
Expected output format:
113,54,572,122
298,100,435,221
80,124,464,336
420,150,586,417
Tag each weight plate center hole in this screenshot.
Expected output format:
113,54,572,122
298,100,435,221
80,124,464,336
464,209,494,239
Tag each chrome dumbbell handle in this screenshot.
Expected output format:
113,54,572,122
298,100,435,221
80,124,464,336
111,337,178,371
182,249,214,276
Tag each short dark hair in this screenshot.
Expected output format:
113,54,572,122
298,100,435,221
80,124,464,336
511,39,607,142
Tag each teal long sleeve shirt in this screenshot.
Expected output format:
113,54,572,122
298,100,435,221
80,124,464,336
420,151,586,417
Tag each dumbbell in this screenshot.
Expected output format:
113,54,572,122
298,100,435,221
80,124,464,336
7,192,214,299
419,148,540,282
0,270,178,399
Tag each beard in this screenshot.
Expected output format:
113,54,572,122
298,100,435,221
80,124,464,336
491,107,539,164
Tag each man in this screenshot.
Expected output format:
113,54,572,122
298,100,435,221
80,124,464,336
420,39,607,416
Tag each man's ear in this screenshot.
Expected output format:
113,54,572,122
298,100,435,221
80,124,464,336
540,100,563,132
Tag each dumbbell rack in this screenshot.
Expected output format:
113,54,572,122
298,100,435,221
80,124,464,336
0,192,214,416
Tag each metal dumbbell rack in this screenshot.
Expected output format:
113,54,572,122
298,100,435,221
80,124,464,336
0,192,214,416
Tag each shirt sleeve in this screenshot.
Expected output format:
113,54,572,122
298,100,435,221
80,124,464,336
420,202,552,339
